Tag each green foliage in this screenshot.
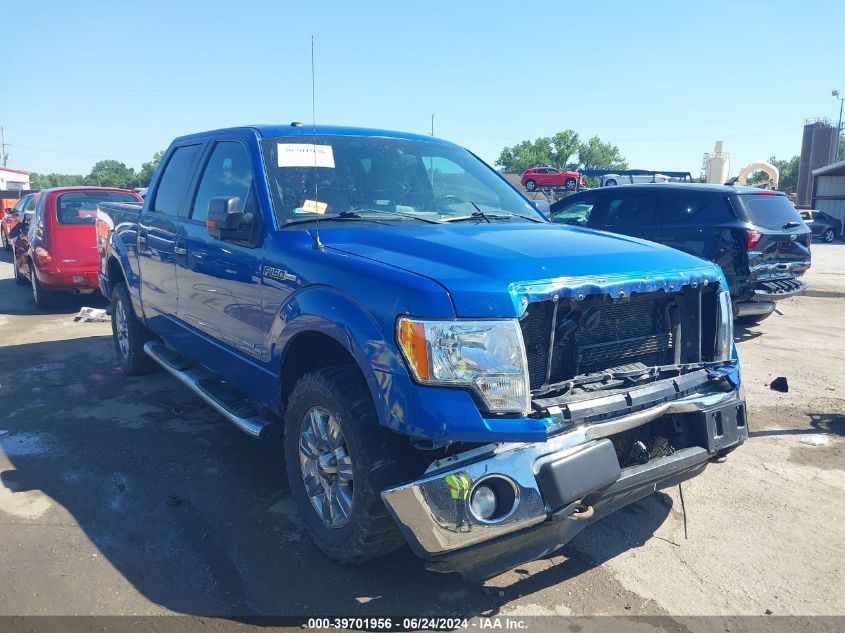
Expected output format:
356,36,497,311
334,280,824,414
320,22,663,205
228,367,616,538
28,151,164,191
767,155,800,193
138,150,165,187
495,130,627,176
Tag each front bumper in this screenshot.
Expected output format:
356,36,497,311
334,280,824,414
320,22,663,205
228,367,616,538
382,386,746,580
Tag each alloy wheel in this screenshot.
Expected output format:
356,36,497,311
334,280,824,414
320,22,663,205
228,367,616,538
115,299,130,359
298,406,354,528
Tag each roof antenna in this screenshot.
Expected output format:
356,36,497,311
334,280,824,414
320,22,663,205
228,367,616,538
311,35,323,249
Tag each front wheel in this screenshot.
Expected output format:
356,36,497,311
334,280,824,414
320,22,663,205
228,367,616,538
111,281,156,375
1,228,7,250
565,178,577,190
823,229,835,243
604,179,618,187
284,366,415,563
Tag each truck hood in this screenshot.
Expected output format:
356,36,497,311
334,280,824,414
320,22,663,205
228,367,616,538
321,223,723,317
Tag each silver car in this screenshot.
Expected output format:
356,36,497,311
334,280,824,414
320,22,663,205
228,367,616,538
601,173,669,186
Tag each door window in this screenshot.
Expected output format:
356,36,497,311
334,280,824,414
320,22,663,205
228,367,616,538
191,141,255,223
660,192,734,224
550,193,598,226
604,193,656,227
153,144,202,216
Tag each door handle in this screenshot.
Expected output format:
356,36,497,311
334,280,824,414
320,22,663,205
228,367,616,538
174,246,187,255
137,228,147,245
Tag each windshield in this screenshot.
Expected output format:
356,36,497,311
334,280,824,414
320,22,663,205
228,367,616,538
261,135,543,224
734,193,803,231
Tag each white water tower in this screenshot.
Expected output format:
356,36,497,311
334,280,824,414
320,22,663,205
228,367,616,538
704,141,730,184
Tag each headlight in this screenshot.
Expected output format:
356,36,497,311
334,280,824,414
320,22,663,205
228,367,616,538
716,288,733,361
396,318,530,413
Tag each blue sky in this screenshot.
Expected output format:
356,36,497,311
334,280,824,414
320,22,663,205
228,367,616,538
4,0,843,177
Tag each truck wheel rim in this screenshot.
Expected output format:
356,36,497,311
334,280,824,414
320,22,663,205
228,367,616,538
299,406,353,528
115,300,130,358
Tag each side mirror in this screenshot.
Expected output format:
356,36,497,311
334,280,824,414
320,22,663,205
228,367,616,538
207,196,255,241
532,199,550,215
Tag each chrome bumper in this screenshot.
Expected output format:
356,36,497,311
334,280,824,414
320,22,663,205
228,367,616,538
382,387,745,559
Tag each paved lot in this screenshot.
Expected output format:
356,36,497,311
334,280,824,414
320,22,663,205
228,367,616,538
0,244,843,622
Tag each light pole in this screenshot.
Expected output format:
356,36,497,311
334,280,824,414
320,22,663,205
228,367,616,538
834,90,844,161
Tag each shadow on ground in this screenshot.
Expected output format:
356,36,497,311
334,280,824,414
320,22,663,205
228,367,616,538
0,334,672,617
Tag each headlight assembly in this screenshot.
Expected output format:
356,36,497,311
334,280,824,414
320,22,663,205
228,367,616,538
716,288,734,361
396,318,531,414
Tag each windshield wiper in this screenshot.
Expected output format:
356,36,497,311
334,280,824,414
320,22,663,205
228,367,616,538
442,202,545,224
284,208,442,226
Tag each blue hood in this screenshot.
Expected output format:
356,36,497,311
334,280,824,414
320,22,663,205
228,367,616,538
322,223,723,317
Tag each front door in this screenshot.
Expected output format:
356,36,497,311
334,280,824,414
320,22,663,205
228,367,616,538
177,139,266,363
138,143,203,338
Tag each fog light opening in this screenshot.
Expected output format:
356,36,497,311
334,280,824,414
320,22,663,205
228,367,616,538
468,476,518,523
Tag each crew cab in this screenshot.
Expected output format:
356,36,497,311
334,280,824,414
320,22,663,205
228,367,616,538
11,187,142,307
520,167,586,191
550,184,811,324
96,125,746,580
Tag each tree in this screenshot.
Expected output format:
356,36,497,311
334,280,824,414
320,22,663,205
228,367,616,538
577,136,627,172
138,150,165,187
496,130,626,175
755,155,799,193
84,160,138,188
30,173,85,189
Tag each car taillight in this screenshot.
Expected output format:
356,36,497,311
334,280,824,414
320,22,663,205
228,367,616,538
33,246,52,266
746,230,762,250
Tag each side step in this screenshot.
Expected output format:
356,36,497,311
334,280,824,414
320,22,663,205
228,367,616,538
144,341,277,439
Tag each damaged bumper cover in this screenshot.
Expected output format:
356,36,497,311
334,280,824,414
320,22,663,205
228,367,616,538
381,375,746,580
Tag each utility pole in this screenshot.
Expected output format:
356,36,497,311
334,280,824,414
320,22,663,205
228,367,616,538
1,127,8,168
834,91,844,161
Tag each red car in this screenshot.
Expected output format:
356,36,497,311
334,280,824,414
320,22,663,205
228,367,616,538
1,193,36,250
12,187,142,308
520,167,586,191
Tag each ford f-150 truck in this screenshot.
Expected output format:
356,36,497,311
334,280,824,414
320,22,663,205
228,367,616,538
96,125,746,580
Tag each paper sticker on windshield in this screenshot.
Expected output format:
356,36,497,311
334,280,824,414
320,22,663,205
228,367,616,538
294,199,328,215
277,143,335,168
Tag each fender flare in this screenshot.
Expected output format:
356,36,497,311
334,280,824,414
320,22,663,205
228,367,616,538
104,232,145,319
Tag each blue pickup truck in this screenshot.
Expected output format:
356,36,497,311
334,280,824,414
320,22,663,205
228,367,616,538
96,124,746,580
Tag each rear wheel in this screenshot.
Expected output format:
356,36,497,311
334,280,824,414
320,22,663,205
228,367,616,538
823,229,835,243
524,179,537,191
1,228,7,250
604,179,618,187
30,262,55,309
111,281,156,375
13,256,27,285
284,365,415,563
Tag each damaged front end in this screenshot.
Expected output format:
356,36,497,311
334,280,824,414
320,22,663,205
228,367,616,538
381,267,747,580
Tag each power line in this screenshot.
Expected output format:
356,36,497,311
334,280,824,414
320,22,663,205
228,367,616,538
7,142,149,161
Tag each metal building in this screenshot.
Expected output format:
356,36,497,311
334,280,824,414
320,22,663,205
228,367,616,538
797,120,838,207
811,159,845,227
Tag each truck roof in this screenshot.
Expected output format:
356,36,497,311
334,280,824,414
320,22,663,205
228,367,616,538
173,124,457,147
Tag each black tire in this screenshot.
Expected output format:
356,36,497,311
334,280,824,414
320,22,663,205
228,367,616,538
823,229,835,243
1,228,8,250
524,179,537,191
13,256,27,286
565,177,577,190
736,311,773,325
111,281,156,375
29,262,55,309
284,365,418,564
604,179,618,187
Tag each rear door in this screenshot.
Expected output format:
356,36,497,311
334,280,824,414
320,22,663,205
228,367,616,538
177,138,266,361
732,192,811,281
658,190,743,291
138,143,203,335
599,190,659,241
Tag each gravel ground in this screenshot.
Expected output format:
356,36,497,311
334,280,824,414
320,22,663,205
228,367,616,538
0,243,843,627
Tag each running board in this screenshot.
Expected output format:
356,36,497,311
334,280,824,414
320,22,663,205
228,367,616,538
143,341,276,439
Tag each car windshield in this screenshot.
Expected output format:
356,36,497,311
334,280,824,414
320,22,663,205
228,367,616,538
735,193,804,231
56,191,138,225
261,135,544,225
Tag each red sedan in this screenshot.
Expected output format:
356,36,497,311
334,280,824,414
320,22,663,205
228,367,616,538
1,193,36,250
520,167,586,191
12,187,142,308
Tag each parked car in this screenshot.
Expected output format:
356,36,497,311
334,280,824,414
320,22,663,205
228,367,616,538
11,187,142,308
550,184,811,323
1,192,36,250
601,173,669,187
96,125,745,580
520,167,586,191
798,209,841,243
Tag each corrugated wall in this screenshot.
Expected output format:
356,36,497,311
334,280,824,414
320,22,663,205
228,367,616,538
814,175,845,226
